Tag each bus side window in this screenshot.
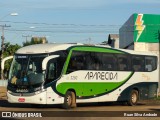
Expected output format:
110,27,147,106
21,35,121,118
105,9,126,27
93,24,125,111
45,59,57,84
67,51,86,73
132,56,144,71
101,54,116,71
118,57,128,71
48,63,56,79
145,56,157,72
88,52,102,70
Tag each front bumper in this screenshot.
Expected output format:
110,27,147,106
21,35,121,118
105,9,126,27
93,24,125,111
7,91,47,104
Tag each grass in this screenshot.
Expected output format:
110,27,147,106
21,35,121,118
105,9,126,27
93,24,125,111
155,96,160,100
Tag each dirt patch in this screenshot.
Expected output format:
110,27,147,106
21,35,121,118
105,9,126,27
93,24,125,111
139,99,160,105
0,86,7,100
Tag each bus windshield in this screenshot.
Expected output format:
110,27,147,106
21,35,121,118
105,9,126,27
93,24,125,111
8,55,47,86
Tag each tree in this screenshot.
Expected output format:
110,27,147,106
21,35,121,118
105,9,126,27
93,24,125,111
1,42,21,78
23,37,48,46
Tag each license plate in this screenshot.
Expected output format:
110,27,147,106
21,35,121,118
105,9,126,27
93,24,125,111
18,98,25,102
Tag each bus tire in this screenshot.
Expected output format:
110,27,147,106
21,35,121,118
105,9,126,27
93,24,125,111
127,90,139,106
63,91,76,109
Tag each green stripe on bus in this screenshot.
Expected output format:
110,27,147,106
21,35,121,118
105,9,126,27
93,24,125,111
56,72,134,97
70,47,124,54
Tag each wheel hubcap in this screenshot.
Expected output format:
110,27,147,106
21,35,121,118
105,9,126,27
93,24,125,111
67,95,72,105
132,93,137,103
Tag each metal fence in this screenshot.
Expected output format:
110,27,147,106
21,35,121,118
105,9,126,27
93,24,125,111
0,80,8,87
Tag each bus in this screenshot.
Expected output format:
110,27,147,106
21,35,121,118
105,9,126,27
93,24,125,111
7,43,159,109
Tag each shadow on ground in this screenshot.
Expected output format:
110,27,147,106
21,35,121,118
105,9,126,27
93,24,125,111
1,99,159,109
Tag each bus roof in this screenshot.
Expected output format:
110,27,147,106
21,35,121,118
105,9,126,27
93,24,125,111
16,43,75,54
16,43,157,56
118,48,158,56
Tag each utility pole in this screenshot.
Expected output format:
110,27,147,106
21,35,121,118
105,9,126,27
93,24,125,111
22,35,32,42
86,37,92,45
0,24,11,79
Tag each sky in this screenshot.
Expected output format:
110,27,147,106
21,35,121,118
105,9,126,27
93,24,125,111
0,0,160,45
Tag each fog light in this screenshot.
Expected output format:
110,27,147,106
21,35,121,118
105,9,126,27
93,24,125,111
40,98,42,101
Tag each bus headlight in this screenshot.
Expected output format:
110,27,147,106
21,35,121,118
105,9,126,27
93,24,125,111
35,91,40,94
7,90,12,94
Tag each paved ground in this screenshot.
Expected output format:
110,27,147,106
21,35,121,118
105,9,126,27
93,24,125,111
0,100,160,120
0,87,7,100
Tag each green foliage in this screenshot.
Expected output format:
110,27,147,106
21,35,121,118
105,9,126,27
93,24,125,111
23,37,48,46
157,96,160,100
2,42,21,75
3,42,21,57
1,37,48,78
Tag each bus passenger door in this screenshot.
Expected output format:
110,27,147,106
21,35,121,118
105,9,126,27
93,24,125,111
42,56,63,104
45,59,58,104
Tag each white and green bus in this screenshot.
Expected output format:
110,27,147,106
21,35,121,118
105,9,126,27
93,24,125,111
7,43,159,108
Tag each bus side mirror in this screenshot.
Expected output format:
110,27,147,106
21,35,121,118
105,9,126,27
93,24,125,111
1,56,13,80
42,55,59,71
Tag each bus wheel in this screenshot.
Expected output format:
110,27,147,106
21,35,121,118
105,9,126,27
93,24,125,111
127,90,139,106
63,91,76,109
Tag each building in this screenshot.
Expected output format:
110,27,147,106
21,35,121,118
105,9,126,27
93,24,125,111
107,34,119,48
119,13,160,91
31,36,47,44
119,13,160,51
